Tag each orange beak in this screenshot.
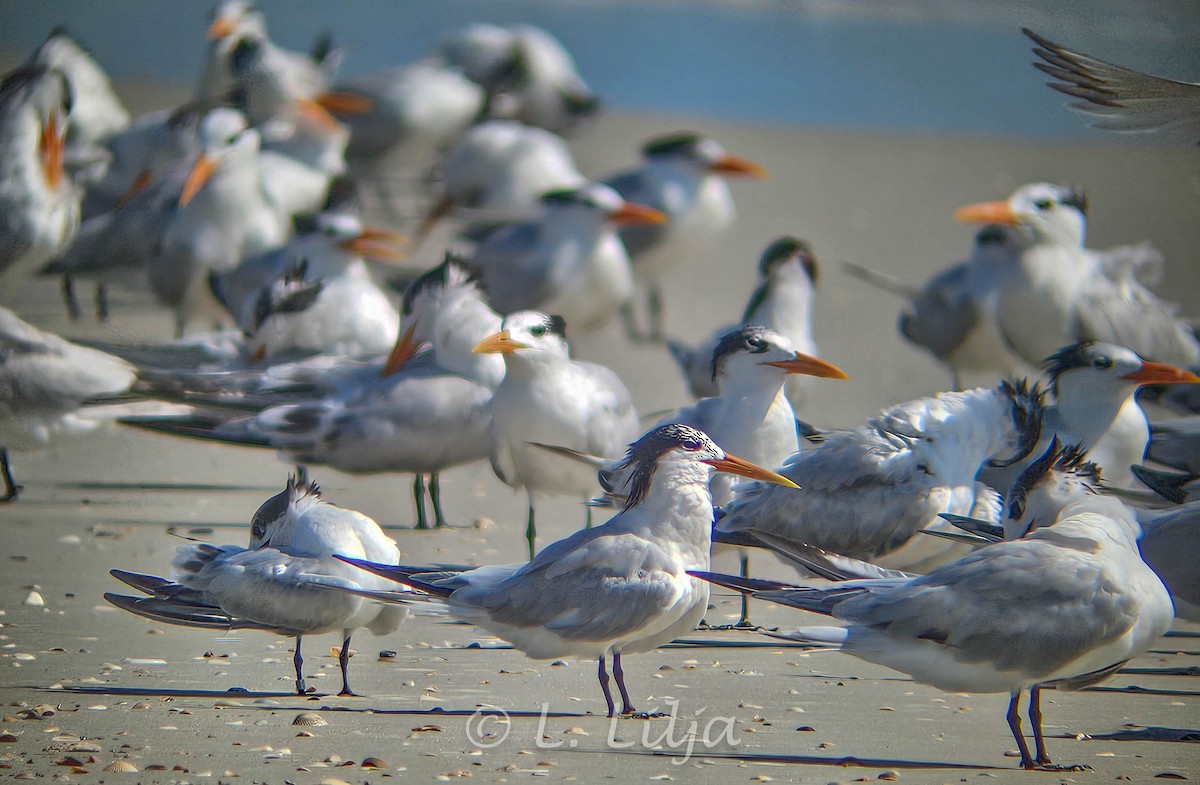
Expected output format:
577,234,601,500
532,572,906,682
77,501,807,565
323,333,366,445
382,322,420,377
703,452,799,488
1123,361,1200,386
248,343,267,363
472,330,529,355
710,153,767,179
953,200,1019,227
114,170,153,210
207,15,238,40
316,91,375,116
296,97,343,132
340,227,408,263
180,154,218,207
40,111,64,189
760,352,849,379
610,202,667,226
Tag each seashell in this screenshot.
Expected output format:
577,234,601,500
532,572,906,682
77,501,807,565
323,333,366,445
361,757,388,769
291,712,327,726
103,760,139,772
329,646,356,659
0,731,19,742
24,591,44,607
295,730,315,737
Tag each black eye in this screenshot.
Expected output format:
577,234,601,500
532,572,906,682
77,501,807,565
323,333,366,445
529,324,546,338
1034,199,1053,211
746,337,767,352
1092,356,1112,369
681,438,702,451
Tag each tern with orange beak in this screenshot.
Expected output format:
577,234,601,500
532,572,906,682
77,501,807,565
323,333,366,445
0,64,79,281
605,132,768,342
473,310,640,557
469,183,666,331
953,182,1200,368
337,423,798,717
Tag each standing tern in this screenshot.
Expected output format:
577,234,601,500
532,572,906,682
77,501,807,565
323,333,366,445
605,132,767,342
1024,28,1200,145
668,237,825,409
473,310,640,557
954,182,1200,368
337,424,797,717
470,183,665,331
716,380,1044,573
693,453,1174,769
978,342,1199,492
105,477,406,696
0,307,136,501
0,65,79,282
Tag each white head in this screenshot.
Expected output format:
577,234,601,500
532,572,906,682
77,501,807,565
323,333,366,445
473,310,572,366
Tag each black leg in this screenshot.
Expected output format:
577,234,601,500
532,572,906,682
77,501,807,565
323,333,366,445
613,651,635,714
597,655,615,718
413,474,429,530
526,502,537,560
648,283,665,343
1006,690,1035,770
95,284,109,322
337,634,357,696
620,301,641,342
737,552,753,628
62,275,81,321
585,503,592,529
0,449,20,502
293,635,307,695
429,473,447,528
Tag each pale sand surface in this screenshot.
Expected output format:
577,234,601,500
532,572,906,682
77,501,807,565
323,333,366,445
1,104,1199,782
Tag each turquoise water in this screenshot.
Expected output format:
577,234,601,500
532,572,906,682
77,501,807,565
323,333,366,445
1,0,1197,138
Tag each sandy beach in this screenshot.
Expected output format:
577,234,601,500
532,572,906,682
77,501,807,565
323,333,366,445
2,7,1200,781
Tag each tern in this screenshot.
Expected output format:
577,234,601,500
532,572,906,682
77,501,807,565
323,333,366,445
716,380,1044,573
693,444,1174,769
469,183,665,331
1024,27,1200,145
105,477,407,696
668,237,825,409
473,310,640,557
337,423,797,717
954,182,1200,368
417,119,586,240
0,307,136,501
978,342,1199,492
0,65,79,282
605,132,767,342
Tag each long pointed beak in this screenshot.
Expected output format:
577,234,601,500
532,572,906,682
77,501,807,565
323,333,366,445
382,322,420,377
710,153,768,179
114,169,153,210
472,330,529,355
296,97,343,132
40,111,64,189
207,15,237,40
703,453,799,488
760,352,849,379
610,202,667,226
316,91,375,116
1124,361,1200,385
340,227,409,263
953,200,1019,226
180,154,218,206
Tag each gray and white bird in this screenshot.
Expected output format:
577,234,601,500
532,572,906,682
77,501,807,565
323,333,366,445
953,182,1200,368
605,132,767,342
473,310,640,557
336,423,796,717
693,460,1174,770
106,477,407,696
0,65,79,282
668,237,824,409
470,183,665,331
978,342,1199,492
0,307,136,501
1025,27,1200,145
715,380,1044,574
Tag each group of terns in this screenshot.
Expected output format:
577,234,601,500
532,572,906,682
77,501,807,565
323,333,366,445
2,8,1200,773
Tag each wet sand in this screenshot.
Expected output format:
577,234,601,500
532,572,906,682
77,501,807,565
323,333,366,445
2,105,1199,782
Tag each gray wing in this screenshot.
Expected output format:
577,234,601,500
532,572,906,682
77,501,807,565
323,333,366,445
605,169,666,258
1073,275,1200,366
1147,417,1200,474
1026,28,1200,143
576,361,640,458
898,262,976,361
474,222,558,313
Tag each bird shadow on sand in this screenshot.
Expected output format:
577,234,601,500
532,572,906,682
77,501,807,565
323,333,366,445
566,747,1000,771
1082,726,1200,744
52,481,280,492
44,685,316,700
1084,684,1200,697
